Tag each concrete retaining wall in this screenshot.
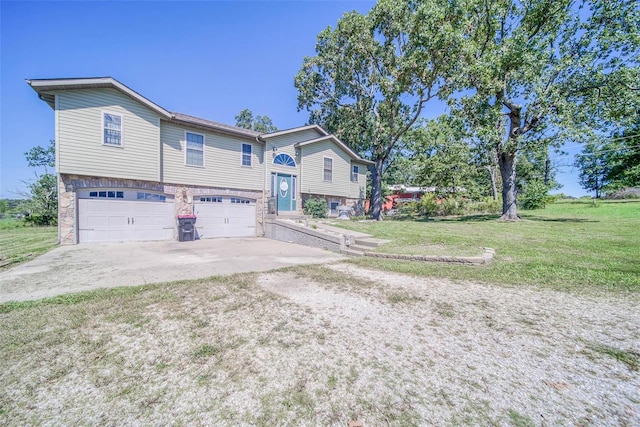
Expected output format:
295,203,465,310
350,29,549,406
264,219,345,252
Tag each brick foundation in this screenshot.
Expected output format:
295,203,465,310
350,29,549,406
58,174,264,244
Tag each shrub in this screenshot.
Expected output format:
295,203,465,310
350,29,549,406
395,201,420,218
302,198,328,218
418,194,439,217
520,180,550,210
467,197,501,214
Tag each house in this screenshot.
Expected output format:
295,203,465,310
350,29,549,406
27,77,372,244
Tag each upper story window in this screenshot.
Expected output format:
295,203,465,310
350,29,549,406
103,112,122,146
242,143,252,167
186,132,204,167
273,153,296,167
351,165,359,182
323,157,333,182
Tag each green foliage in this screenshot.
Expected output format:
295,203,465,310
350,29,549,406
24,139,55,172
0,200,8,214
575,140,609,198
295,0,466,220
449,0,639,219
575,127,640,197
24,173,58,226
234,108,278,133
302,198,328,218
410,116,484,199
22,140,58,226
520,180,551,210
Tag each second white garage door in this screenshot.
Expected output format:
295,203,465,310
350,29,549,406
194,197,256,238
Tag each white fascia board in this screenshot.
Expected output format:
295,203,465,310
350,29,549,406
26,77,173,119
259,124,328,139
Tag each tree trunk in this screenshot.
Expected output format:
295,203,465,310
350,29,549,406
499,151,519,220
544,152,551,186
485,165,498,201
370,158,384,221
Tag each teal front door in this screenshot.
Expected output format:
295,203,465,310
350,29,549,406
277,174,293,212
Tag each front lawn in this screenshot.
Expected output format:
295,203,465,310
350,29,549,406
333,200,640,292
0,220,58,270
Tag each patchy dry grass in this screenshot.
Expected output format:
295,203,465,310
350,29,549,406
1,264,638,425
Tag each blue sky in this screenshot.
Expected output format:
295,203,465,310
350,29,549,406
0,0,587,199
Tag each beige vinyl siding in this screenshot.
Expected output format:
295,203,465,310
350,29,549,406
349,161,368,199
56,89,161,182
161,122,263,190
300,140,352,197
264,129,324,178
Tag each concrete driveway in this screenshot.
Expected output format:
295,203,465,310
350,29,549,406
0,238,344,303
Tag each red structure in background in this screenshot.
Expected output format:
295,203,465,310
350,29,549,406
365,185,438,213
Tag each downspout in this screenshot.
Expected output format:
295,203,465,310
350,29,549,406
257,135,267,231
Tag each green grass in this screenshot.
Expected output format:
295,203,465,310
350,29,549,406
0,221,58,270
335,200,640,292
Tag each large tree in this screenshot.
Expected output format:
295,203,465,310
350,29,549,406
575,140,609,197
452,0,639,219
234,108,278,133
295,0,466,220
575,126,640,196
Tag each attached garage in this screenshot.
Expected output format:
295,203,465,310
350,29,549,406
78,190,174,243
194,196,256,239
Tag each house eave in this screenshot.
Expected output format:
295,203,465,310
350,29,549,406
259,124,329,139
26,77,174,119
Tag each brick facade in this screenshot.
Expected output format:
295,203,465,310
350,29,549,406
58,174,264,245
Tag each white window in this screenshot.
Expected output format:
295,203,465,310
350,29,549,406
89,190,124,199
231,197,251,204
351,165,359,182
103,112,122,146
136,192,167,201
186,132,204,166
242,143,252,166
323,157,333,182
200,197,222,203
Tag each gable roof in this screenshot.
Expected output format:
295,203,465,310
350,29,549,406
26,77,261,139
27,77,173,118
259,124,329,139
294,135,374,165
26,76,372,163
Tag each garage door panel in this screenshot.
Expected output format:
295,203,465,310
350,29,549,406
78,198,174,243
194,199,256,238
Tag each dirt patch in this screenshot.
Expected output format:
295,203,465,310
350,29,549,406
1,264,638,425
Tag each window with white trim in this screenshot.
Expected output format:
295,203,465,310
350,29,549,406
323,157,333,181
351,165,359,182
231,197,251,204
242,143,252,166
199,197,222,203
103,112,122,146
186,132,204,166
136,192,167,201
273,153,296,167
89,190,124,199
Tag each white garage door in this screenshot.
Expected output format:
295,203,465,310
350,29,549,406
194,197,256,238
78,197,174,243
